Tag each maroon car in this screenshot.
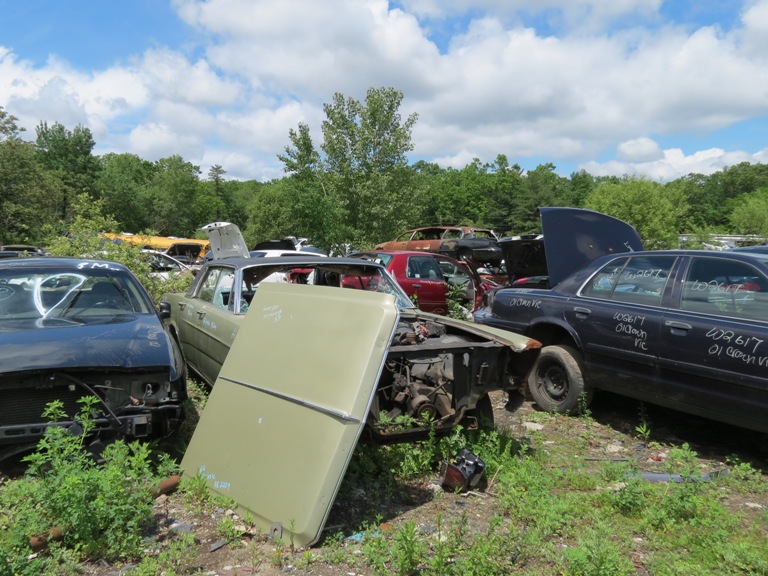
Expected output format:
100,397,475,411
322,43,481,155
351,250,491,315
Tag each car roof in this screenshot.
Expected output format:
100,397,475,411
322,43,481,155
586,248,768,270
250,249,326,258
199,256,393,270
353,250,465,262
0,256,130,271
404,225,493,233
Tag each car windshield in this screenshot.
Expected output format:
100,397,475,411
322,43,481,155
0,267,152,321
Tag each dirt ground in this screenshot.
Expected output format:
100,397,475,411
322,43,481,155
42,391,768,575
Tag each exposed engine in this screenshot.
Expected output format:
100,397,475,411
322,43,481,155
367,318,492,441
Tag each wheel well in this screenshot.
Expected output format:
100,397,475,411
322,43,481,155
528,323,578,350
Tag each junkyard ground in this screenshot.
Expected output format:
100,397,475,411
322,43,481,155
19,390,768,575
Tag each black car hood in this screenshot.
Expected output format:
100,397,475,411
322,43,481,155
0,315,175,373
500,207,643,287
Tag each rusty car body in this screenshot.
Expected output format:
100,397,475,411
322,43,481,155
374,225,502,265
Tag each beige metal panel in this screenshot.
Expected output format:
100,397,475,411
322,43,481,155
181,282,399,547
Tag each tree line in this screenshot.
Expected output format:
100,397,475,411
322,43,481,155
2,87,768,254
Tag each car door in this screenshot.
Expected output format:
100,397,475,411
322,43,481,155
191,265,238,385
433,255,479,309
396,255,448,313
566,255,677,404
658,254,768,431
387,231,415,251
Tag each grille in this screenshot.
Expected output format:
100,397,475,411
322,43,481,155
0,384,92,426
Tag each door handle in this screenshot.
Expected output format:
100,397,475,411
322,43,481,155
573,306,591,315
665,320,692,330
197,310,206,318
413,283,421,289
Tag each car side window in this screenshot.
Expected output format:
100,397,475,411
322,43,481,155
198,267,234,308
582,256,674,306
681,258,768,320
442,229,463,240
413,229,441,241
407,256,443,280
197,268,222,303
582,258,628,297
436,257,471,286
212,269,235,310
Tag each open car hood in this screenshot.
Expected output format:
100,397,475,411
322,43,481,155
200,221,250,259
181,282,399,547
500,207,643,287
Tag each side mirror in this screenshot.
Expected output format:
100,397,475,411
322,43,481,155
159,301,172,320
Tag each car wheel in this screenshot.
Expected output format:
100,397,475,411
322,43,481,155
528,345,590,414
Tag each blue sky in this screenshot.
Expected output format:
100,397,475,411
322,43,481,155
1,0,766,182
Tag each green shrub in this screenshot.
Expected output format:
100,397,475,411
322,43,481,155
0,397,177,571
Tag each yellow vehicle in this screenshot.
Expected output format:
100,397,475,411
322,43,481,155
104,233,210,265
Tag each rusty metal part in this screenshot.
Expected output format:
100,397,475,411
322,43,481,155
151,474,181,498
29,526,64,553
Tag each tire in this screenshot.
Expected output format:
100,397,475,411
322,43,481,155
528,345,590,414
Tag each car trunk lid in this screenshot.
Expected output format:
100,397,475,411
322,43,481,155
500,207,643,287
201,221,250,259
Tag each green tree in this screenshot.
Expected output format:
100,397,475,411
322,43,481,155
143,155,204,236
681,163,768,230
0,106,25,141
276,122,346,251
428,160,493,227
585,178,688,249
498,163,569,236
96,153,157,232
0,137,60,243
279,87,421,250
729,187,768,237
485,155,526,235
35,121,100,223
207,164,227,220
321,87,420,246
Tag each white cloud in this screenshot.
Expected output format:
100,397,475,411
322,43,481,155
617,137,663,162
738,0,768,61
1,1,767,182
581,146,766,182
139,49,243,106
128,122,204,162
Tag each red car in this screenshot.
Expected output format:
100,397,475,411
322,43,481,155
350,250,493,315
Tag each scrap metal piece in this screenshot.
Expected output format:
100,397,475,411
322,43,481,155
439,448,486,491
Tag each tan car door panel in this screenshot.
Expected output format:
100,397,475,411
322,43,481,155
181,282,399,547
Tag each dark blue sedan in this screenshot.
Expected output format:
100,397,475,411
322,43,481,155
475,208,768,434
0,257,187,460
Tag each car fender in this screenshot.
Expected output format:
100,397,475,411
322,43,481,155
525,313,585,352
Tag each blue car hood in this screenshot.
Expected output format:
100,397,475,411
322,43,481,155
500,207,643,287
0,315,174,373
